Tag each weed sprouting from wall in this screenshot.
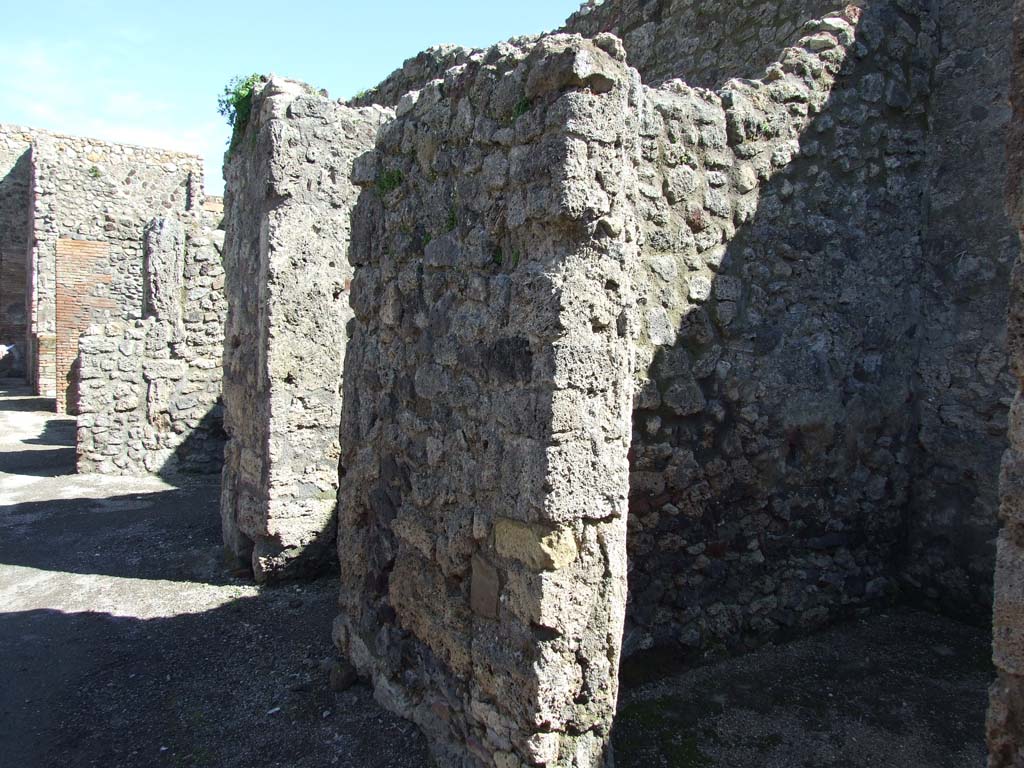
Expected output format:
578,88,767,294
218,74,263,153
376,169,403,195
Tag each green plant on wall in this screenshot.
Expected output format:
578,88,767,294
377,169,404,195
218,73,263,152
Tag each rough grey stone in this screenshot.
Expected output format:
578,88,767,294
76,209,226,477
219,76,390,582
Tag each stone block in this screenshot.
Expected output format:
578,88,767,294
495,519,578,572
470,554,500,619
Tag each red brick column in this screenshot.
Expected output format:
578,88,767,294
55,239,114,414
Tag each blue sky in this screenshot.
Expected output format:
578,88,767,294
0,1,581,194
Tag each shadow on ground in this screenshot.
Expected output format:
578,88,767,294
0,379,75,478
614,607,990,768
1,592,430,768
0,379,429,768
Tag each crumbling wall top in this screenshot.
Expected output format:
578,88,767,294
563,0,851,88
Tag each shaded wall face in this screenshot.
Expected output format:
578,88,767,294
0,130,31,362
563,0,844,89
336,36,638,768
988,4,1024,761
905,0,1017,620
619,3,937,657
219,103,270,571
559,0,1015,652
26,130,201,403
220,78,385,582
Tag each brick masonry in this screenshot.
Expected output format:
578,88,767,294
54,239,115,414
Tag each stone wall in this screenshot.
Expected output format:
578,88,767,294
989,2,1024,762
219,77,388,582
164,0,1018,762
335,36,638,767
592,2,935,657
348,45,478,108
562,0,841,89
75,213,226,475
903,0,1017,621
6,123,203,406
0,127,31,366
556,0,1016,653
320,2,1019,762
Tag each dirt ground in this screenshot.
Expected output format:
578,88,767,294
0,379,992,767
0,381,429,768
615,608,991,768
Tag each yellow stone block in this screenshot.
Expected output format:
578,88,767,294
495,518,578,571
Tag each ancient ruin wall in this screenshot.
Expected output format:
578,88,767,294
0,127,32,364
562,0,842,89
903,0,1017,620
990,4,1024,762
989,2,1024,761
75,213,226,475
220,77,388,581
599,3,933,656
348,45,478,108
335,36,639,767
18,125,202,408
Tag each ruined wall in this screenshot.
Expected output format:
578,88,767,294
336,36,638,768
13,124,202,406
562,0,841,89
321,3,1015,763
904,0,1017,620
558,0,1015,655
605,3,933,656
0,127,31,363
348,45,478,108
220,77,387,582
988,3,1024,760
75,213,226,475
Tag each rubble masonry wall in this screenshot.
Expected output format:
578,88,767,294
903,0,1017,620
211,0,1016,763
8,124,203,409
988,1,1024,762
219,78,388,581
0,128,31,364
335,36,639,768
562,0,842,89
75,213,226,475
563,0,1015,651
597,1,938,657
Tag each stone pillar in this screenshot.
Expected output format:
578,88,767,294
990,3,1024,762
219,76,389,581
335,35,638,767
143,216,186,328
